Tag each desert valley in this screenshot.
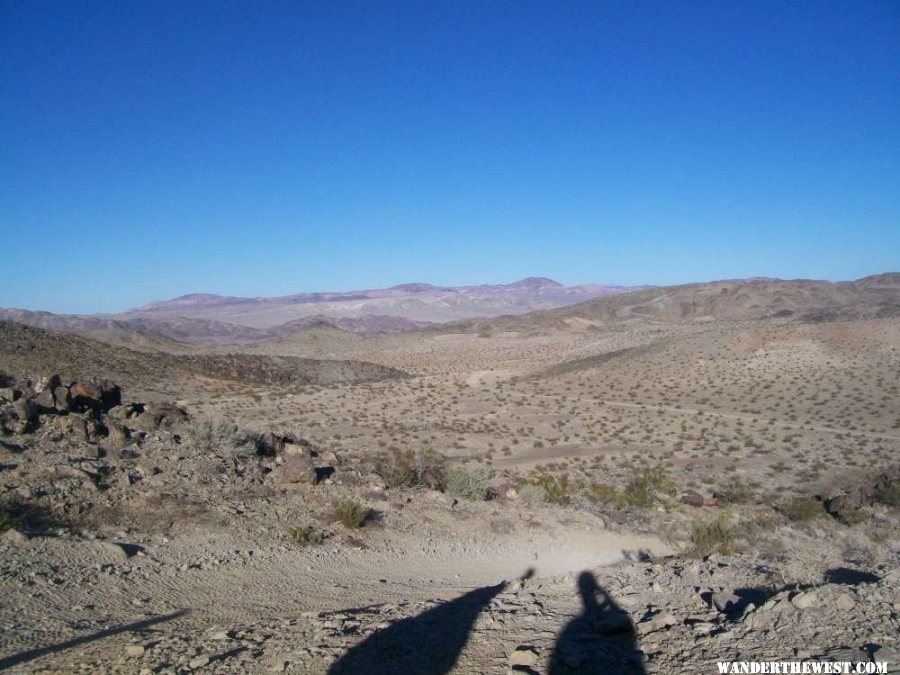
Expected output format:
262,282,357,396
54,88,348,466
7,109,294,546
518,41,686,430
1,274,898,673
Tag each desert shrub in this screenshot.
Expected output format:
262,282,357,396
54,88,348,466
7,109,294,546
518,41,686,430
446,465,495,501
332,498,368,529
585,482,620,506
716,483,755,505
780,496,822,522
875,484,900,509
527,473,575,506
373,448,447,490
518,483,547,507
0,509,22,533
687,516,737,558
186,420,252,456
622,466,676,508
287,524,327,547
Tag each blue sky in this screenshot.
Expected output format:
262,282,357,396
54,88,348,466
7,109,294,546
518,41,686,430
1,0,898,313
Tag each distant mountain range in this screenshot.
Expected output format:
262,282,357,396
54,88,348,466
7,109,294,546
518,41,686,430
130,277,640,327
2,274,897,346
0,277,640,342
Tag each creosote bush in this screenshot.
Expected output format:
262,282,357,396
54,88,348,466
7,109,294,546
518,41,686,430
0,509,22,533
288,524,327,547
186,420,252,456
622,466,676,508
780,496,822,522
875,484,900,509
585,483,620,506
526,473,575,506
687,516,737,558
518,483,548,507
447,465,495,501
332,498,368,529
373,448,447,490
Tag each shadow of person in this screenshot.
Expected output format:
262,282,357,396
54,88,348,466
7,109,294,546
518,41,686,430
0,609,189,670
549,572,645,675
328,577,516,675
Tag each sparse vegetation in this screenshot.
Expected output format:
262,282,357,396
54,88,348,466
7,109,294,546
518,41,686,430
373,448,447,490
780,496,822,522
621,466,676,508
686,516,737,558
332,498,369,529
185,420,252,456
446,465,495,501
875,484,900,509
288,524,328,546
0,508,22,533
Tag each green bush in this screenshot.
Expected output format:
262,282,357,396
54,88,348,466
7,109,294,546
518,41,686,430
447,465,495,501
0,509,22,533
716,484,756,505
186,420,252,456
287,524,327,546
373,448,447,490
332,499,369,529
875,484,900,509
586,482,621,506
687,516,737,558
527,473,575,506
622,466,676,508
780,496,822,522
518,483,547,507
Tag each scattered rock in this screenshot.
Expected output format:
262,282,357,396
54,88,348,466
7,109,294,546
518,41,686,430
1,528,28,545
680,490,705,507
712,592,741,613
509,646,539,667
277,455,318,485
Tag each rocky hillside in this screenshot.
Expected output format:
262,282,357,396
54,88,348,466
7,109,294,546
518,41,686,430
0,321,407,395
447,273,900,334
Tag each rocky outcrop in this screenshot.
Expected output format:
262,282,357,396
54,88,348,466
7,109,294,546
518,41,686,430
823,466,900,521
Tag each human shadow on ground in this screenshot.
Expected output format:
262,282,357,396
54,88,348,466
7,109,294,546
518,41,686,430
0,609,189,670
548,572,646,675
327,574,523,675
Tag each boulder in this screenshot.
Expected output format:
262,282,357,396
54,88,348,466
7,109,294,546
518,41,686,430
106,421,129,448
680,490,705,507
33,388,55,411
71,381,103,402
254,432,312,457
58,413,101,441
822,466,900,521
53,386,72,413
132,404,188,432
712,592,741,613
14,398,38,428
277,455,318,484
825,487,874,516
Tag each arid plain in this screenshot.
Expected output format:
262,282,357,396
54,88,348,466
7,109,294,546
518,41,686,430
1,275,899,673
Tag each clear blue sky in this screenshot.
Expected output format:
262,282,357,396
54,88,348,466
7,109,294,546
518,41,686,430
1,0,898,313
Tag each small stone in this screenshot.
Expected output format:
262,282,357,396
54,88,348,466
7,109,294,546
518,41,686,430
125,645,145,657
509,646,539,667
833,594,855,611
712,592,740,613
189,653,210,669
637,612,677,635
791,591,818,610
1,529,28,545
